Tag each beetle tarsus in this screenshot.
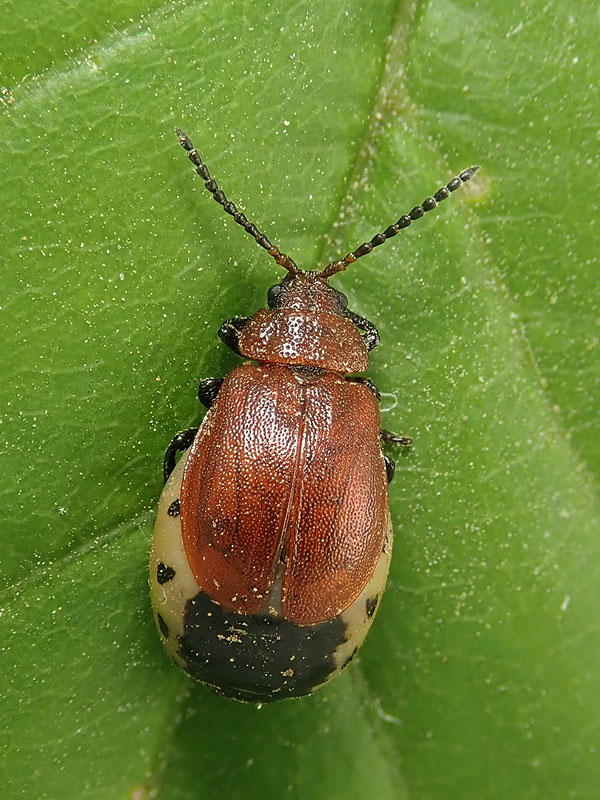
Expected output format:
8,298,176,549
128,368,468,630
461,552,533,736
198,377,224,408
163,427,199,482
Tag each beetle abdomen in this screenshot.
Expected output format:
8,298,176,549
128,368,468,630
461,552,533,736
180,363,389,625
150,449,392,701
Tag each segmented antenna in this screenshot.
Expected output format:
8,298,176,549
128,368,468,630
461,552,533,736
321,166,480,279
176,129,299,275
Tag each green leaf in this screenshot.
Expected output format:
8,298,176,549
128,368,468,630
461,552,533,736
1,1,598,798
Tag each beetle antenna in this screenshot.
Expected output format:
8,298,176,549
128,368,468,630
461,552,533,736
321,166,480,278
176,129,299,275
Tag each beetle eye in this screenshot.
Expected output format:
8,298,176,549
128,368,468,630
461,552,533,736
335,290,348,311
267,284,283,308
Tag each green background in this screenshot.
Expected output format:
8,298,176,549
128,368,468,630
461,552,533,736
1,0,598,798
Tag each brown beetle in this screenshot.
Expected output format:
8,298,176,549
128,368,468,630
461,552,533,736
149,129,479,702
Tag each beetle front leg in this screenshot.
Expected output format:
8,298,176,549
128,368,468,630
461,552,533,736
163,427,199,483
218,317,251,355
198,377,223,408
344,310,380,351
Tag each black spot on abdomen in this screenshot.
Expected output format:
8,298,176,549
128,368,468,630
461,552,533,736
366,595,379,619
342,647,359,670
157,562,176,585
168,499,180,517
157,613,169,638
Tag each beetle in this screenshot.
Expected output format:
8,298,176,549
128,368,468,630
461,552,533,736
149,128,479,703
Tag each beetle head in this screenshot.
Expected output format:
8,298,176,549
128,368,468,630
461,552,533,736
241,269,367,372
267,271,348,315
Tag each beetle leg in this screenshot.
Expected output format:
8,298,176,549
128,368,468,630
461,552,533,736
198,377,224,408
218,316,251,354
347,376,381,401
380,429,411,484
384,454,396,484
347,381,412,483
344,310,380,351
380,429,412,447
347,381,411,484
163,427,199,483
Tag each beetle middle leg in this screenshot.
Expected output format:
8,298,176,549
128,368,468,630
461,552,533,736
163,428,199,482
349,377,411,483
380,429,412,484
349,377,412,449
381,429,412,447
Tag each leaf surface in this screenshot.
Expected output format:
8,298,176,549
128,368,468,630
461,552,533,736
1,1,598,798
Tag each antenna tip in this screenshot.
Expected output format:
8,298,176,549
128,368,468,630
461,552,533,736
176,128,194,153
175,128,189,145
459,165,480,182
